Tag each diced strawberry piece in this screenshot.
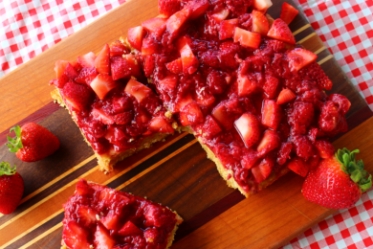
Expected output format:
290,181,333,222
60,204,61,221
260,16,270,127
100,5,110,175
252,0,273,12
186,0,210,19
261,99,281,130
234,113,261,148
100,210,122,230
195,86,216,109
237,74,258,96
144,228,160,243
178,36,199,74
251,10,270,35
200,115,222,139
91,108,115,125
328,93,351,115
123,54,142,78
287,157,309,177
277,141,293,165
211,8,230,21
124,78,152,103
62,81,94,111
118,220,143,237
257,129,280,156
110,56,136,81
211,97,242,130
301,63,333,90
280,2,299,25
141,35,159,55
95,44,111,75
158,0,181,17
263,74,279,99
277,88,296,104
75,179,93,196
288,101,315,135
90,74,117,100
142,17,167,38
142,55,155,77
267,19,295,45
75,67,98,85
54,60,69,80
251,157,275,183
292,135,314,160
174,94,193,113
53,61,79,88
156,74,178,95
241,150,259,169
109,40,130,56
166,58,183,74
233,27,261,49
94,224,115,249
314,140,335,159
287,48,317,71
62,221,91,249
149,116,174,133
77,206,98,227
179,100,204,126
166,8,191,41
127,26,145,51
219,18,239,40
218,41,240,68
77,51,96,68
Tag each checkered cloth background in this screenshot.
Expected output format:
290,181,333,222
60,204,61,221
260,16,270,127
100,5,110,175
0,0,372,248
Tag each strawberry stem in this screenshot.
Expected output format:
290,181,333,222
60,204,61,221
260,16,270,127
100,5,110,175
7,125,23,153
0,162,17,176
336,148,372,192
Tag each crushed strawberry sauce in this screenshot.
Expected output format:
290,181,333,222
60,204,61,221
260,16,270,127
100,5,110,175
62,179,180,249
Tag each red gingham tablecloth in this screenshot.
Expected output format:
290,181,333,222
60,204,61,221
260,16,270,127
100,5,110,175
1,1,373,248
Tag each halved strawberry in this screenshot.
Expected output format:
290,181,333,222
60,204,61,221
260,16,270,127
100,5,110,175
77,51,96,68
149,116,174,133
219,18,239,40
62,221,91,249
252,0,273,12
118,220,143,237
267,19,295,45
277,88,296,105
90,74,117,100
257,129,280,156
287,157,309,177
127,26,145,51
233,27,261,49
287,48,317,71
166,58,183,74
94,224,116,249
261,99,281,130
280,2,299,25
178,36,199,74
124,78,152,103
95,44,110,75
234,113,261,148
62,81,95,111
251,10,270,35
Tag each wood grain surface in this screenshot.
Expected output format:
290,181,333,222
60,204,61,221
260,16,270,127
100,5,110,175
0,0,372,248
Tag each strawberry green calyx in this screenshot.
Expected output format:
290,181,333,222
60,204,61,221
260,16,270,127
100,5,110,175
0,162,17,176
7,125,23,153
336,148,372,192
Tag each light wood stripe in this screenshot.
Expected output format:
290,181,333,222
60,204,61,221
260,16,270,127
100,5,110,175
19,223,62,249
1,210,62,249
318,54,334,65
297,32,316,44
314,46,327,55
292,24,311,36
116,139,198,190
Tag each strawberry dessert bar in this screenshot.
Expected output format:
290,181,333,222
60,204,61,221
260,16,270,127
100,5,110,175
61,179,182,249
51,40,176,172
51,0,351,197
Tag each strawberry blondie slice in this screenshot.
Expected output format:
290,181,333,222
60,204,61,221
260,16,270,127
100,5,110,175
51,40,176,172
61,179,182,249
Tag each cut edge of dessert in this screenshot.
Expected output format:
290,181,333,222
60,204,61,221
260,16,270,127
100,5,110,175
61,179,182,249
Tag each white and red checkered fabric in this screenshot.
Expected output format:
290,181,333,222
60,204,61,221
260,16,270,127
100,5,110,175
1,1,373,249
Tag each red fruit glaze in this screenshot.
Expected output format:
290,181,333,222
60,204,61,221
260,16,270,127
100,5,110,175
62,179,181,249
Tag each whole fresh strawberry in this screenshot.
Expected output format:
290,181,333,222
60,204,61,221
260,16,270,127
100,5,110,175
0,162,24,214
7,122,60,162
302,148,372,209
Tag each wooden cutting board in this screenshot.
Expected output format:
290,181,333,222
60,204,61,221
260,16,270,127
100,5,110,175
0,0,372,248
